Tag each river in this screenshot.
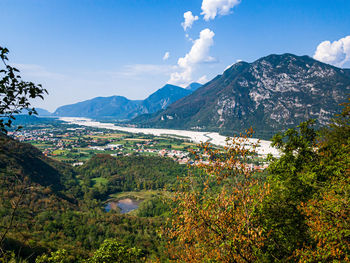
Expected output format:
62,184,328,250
59,117,280,157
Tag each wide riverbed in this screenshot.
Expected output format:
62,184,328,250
59,117,280,157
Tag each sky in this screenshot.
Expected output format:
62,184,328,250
1,0,350,112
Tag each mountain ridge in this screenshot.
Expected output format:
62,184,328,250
53,84,194,120
135,53,350,139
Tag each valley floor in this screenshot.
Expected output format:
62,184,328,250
59,117,281,157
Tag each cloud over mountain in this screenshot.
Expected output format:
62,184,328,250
169,28,215,86
313,35,350,67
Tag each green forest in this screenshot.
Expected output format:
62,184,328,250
0,99,349,262
0,40,349,263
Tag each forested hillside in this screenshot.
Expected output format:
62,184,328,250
0,134,185,262
1,100,349,262
165,99,350,262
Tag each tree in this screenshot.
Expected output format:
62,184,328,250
0,46,47,133
0,46,47,259
259,120,319,261
87,239,144,263
165,100,350,262
261,101,350,261
164,130,268,262
294,99,350,262
35,249,72,263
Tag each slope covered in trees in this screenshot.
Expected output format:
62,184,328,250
0,134,182,262
0,99,349,262
166,99,350,262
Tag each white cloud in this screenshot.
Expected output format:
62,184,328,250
224,63,234,71
169,28,215,86
181,11,199,31
313,36,350,67
163,51,170,61
197,75,209,84
224,59,243,71
201,0,241,21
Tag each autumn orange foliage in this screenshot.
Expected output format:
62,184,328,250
164,129,268,262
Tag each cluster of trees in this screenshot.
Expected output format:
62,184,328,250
78,154,187,199
165,100,350,262
1,46,349,262
0,134,172,262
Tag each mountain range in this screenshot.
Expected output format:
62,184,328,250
33,53,350,139
136,54,350,138
53,83,201,120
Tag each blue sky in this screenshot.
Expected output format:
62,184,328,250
1,0,350,111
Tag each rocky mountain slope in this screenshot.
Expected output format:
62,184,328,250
136,54,350,138
53,84,194,120
140,84,192,114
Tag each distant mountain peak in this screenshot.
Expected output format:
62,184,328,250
53,84,193,119
185,82,202,91
137,53,350,139
19,107,52,116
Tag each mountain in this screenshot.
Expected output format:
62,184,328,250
18,107,51,116
185,82,202,92
136,54,350,139
53,84,192,120
35,108,52,116
140,84,192,114
10,115,61,128
54,96,142,120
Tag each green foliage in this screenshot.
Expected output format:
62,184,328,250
78,154,186,198
0,133,80,197
35,249,71,263
86,239,143,263
137,196,171,217
165,100,350,262
0,251,27,263
260,120,319,260
260,105,350,261
0,134,167,262
0,47,47,133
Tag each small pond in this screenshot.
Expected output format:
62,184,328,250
105,198,141,214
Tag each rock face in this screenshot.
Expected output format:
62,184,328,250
137,54,350,138
141,84,192,114
53,84,191,120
